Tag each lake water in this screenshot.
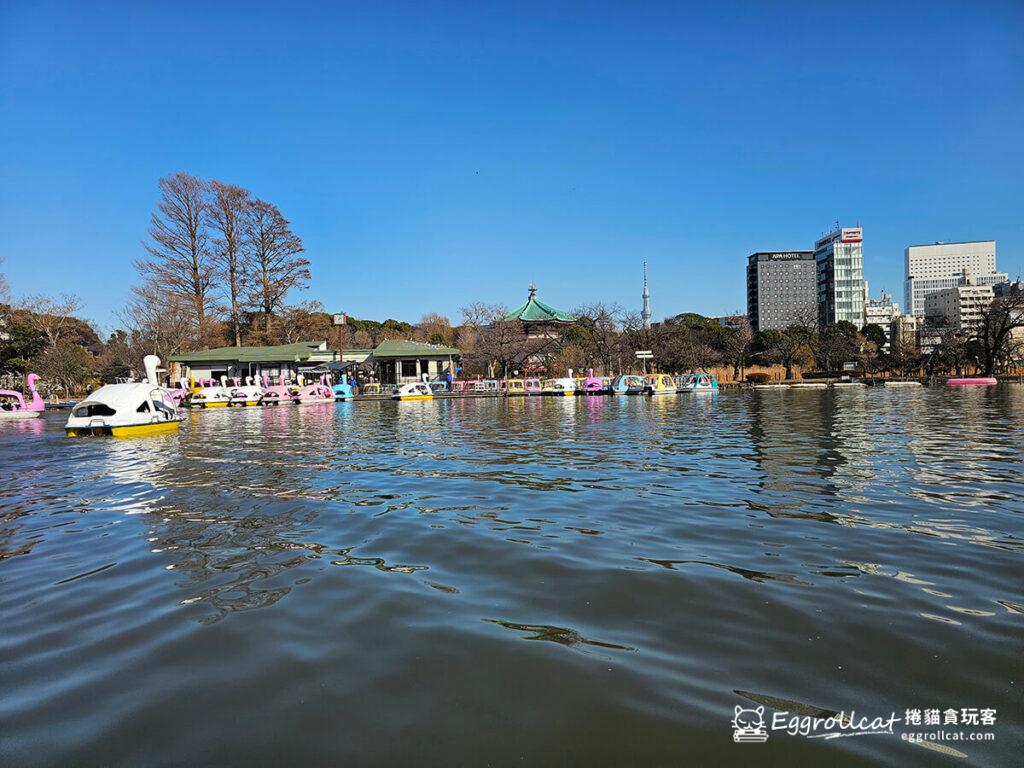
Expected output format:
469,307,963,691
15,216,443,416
1,387,1022,766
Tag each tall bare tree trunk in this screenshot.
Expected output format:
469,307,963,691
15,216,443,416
243,198,310,345
209,181,250,347
136,172,212,348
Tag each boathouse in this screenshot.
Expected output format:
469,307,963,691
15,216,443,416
169,341,371,383
367,339,461,384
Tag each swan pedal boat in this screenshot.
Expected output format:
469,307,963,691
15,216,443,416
0,373,45,420
228,377,263,406
332,376,355,401
394,382,433,401
294,375,334,404
189,378,231,408
582,369,607,395
542,377,577,396
65,356,180,437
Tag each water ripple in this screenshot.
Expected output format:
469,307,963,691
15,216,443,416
0,387,1021,765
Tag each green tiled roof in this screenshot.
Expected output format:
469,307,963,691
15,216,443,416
170,341,333,363
497,284,576,323
371,339,461,358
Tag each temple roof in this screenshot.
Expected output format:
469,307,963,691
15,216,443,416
497,284,576,323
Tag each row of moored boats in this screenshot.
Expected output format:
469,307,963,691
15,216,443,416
177,369,720,404
51,361,719,438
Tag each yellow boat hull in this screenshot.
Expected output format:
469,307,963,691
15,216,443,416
200,402,228,408
66,421,181,438
394,395,433,401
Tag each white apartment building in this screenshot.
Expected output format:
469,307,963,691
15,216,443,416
904,240,1004,317
865,290,900,351
923,269,994,332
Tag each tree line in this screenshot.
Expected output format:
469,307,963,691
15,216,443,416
455,296,1024,379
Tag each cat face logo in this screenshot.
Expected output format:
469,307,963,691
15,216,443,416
732,705,769,743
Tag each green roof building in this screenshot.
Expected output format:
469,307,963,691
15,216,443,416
367,339,462,385
168,341,372,383
168,338,463,387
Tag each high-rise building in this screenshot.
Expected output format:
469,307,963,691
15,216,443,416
904,240,1004,318
815,226,866,327
745,251,816,332
865,290,900,351
641,261,651,329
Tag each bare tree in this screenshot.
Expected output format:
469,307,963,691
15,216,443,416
34,341,95,396
926,329,970,376
352,329,373,348
619,310,652,373
460,302,506,329
280,300,331,344
119,279,197,366
973,289,1024,375
719,315,754,380
418,312,454,345
209,181,251,347
885,336,922,378
758,324,814,380
572,302,624,374
244,199,309,342
136,172,213,344
18,293,84,348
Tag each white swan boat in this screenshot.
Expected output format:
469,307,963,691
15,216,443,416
228,376,263,406
542,377,577,396
393,382,433,401
65,356,181,437
189,376,231,408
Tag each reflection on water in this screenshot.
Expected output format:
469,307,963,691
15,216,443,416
0,387,1022,766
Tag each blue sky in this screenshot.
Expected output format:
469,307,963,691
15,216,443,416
1,1,1022,333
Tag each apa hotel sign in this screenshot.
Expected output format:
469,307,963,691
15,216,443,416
840,227,863,243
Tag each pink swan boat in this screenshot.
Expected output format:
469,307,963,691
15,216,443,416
261,374,293,406
582,368,605,395
294,374,334,404
0,373,45,420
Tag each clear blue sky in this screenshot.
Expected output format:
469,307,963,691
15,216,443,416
1,1,1022,334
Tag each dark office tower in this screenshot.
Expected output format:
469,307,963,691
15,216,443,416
746,251,817,332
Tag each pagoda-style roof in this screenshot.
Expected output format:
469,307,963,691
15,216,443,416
496,284,576,323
